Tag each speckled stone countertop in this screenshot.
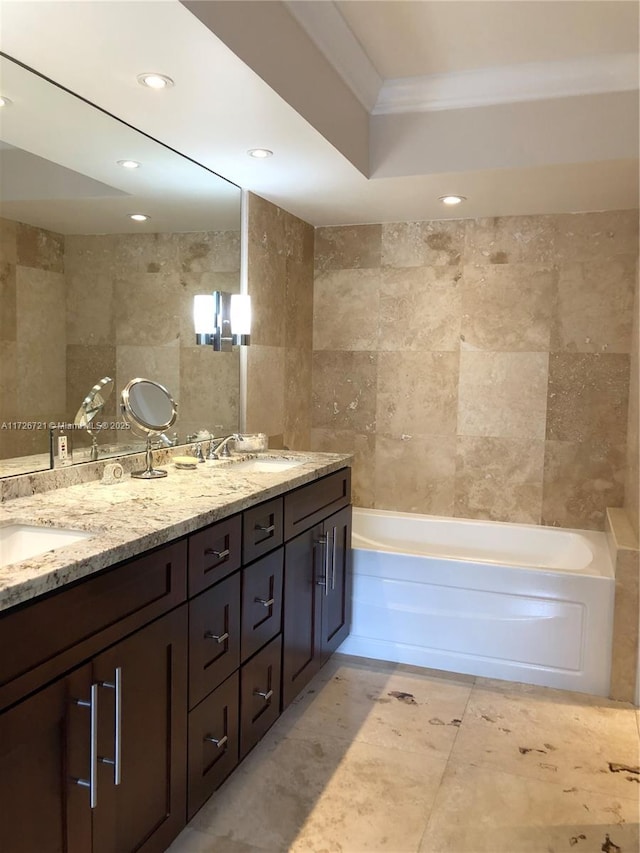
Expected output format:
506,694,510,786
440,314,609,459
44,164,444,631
0,451,352,613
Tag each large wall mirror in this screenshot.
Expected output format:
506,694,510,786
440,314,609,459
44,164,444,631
0,54,242,477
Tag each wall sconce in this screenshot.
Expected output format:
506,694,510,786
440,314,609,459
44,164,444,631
193,292,251,351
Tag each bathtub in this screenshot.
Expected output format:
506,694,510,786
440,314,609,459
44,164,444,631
338,508,616,696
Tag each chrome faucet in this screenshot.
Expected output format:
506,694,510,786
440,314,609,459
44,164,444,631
208,433,238,460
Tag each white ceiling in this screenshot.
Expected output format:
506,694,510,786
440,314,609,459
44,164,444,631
0,0,637,230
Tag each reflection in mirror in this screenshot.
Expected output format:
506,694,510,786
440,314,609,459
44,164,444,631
0,54,242,479
121,378,177,479
74,376,114,461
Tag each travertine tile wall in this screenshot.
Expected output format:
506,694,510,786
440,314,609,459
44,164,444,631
0,218,67,459
625,267,639,539
311,211,638,530
0,217,241,461
65,230,241,443
245,192,314,449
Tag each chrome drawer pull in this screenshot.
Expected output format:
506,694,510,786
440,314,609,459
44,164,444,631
204,734,228,749
74,683,99,809
254,597,275,608
255,523,275,534
99,667,122,786
254,688,273,701
205,547,230,559
205,631,229,644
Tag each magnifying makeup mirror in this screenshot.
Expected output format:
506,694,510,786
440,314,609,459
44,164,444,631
74,376,114,461
120,378,177,479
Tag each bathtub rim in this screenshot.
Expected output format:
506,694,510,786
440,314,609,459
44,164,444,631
351,506,615,580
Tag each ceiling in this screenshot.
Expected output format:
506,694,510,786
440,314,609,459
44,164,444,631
0,0,638,228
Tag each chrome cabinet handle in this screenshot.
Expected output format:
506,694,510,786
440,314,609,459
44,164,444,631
74,683,99,809
331,525,337,591
324,528,331,596
205,547,230,559
99,667,122,786
255,524,275,534
205,631,229,644
254,596,275,608
314,534,327,588
204,734,228,749
254,688,273,701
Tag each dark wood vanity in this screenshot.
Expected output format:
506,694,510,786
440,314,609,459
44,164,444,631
0,466,352,853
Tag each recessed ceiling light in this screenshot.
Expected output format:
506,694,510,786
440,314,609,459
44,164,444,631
137,73,174,90
129,213,150,222
247,148,273,159
439,195,466,205
117,159,141,169
0,96,12,107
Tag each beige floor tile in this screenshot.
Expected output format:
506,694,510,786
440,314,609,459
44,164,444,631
449,679,640,801
418,761,639,853
167,827,278,852
191,732,445,853
272,658,473,759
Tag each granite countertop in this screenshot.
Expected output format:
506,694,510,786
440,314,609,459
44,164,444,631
0,451,352,613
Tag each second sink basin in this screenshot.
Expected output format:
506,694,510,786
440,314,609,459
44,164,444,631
229,457,305,474
0,523,94,569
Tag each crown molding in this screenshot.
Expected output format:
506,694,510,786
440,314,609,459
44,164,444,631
373,52,639,115
284,0,382,111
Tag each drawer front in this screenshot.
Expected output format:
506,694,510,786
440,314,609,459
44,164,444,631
241,549,283,663
284,468,351,540
240,634,282,759
187,672,239,820
188,514,242,596
0,539,187,709
189,572,241,709
242,498,283,564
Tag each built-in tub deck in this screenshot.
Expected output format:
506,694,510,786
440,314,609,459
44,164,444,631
339,508,615,696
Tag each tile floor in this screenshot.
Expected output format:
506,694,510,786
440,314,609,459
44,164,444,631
167,655,640,853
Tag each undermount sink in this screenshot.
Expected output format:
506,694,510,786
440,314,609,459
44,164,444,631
229,457,306,474
0,523,94,569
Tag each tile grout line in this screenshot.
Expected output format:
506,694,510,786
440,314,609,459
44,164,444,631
414,675,479,852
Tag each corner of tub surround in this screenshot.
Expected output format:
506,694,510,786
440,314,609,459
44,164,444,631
606,506,640,705
605,506,640,562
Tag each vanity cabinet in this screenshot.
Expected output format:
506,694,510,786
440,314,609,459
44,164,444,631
0,594,187,853
0,464,352,852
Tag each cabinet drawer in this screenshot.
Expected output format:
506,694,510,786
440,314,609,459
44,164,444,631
242,498,283,564
188,672,239,820
188,514,242,596
0,539,187,710
241,549,283,663
189,573,241,709
284,468,351,540
240,634,282,759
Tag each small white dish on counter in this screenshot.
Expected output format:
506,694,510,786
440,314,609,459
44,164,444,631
173,456,199,470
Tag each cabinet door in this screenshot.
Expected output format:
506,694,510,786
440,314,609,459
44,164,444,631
187,672,239,820
92,606,188,853
239,635,282,759
321,505,352,661
282,524,323,710
0,665,92,853
241,548,283,663
189,572,241,709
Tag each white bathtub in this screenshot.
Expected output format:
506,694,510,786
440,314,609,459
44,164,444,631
338,508,616,696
